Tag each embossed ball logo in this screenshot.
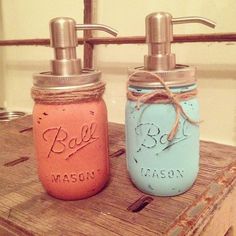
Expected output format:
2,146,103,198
42,122,99,160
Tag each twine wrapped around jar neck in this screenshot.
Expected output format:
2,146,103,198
127,71,200,141
32,81,105,105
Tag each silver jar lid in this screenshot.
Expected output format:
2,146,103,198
128,64,196,88
0,111,26,121
33,69,101,90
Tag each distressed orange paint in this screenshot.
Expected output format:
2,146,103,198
33,100,109,200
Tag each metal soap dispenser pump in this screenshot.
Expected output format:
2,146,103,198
32,17,117,200
126,12,215,196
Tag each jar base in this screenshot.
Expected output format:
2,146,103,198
42,178,109,201
45,184,107,201
130,178,197,197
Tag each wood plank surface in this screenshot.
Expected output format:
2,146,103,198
0,116,235,236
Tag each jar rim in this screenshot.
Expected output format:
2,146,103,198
33,69,101,90
128,64,196,88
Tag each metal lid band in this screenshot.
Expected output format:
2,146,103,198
128,65,196,88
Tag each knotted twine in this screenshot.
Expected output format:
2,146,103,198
31,81,105,105
127,71,199,141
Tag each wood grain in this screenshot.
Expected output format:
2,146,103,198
0,116,235,235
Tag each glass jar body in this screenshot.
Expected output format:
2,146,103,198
33,99,109,200
125,84,199,196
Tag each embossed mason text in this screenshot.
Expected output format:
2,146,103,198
141,167,184,179
51,169,100,183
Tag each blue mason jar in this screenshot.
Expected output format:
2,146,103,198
125,66,200,196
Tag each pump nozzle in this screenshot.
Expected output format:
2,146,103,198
50,17,117,75
75,24,118,36
144,12,216,71
172,17,215,28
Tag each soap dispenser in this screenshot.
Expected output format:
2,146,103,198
126,12,215,196
32,17,117,200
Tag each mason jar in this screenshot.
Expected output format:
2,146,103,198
32,70,109,200
125,66,199,196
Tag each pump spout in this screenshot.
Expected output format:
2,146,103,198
76,24,118,36
172,17,216,28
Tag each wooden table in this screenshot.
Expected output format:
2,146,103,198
0,116,236,236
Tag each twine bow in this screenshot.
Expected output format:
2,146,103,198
127,71,200,141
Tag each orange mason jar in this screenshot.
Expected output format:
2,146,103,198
32,70,109,200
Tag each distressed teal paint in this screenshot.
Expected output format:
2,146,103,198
125,84,200,196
